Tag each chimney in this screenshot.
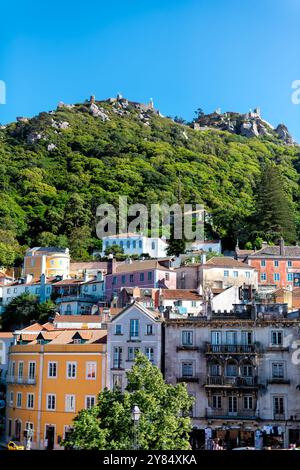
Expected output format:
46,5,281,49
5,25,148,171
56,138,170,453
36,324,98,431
279,237,285,256
107,255,116,275
25,274,33,284
202,253,207,265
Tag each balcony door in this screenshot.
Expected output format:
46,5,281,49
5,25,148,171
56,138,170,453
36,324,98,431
228,396,238,415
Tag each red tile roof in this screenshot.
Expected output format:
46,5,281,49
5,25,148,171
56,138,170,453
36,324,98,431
160,289,202,300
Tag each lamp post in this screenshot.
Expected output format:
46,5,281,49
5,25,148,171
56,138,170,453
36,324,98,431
132,404,141,450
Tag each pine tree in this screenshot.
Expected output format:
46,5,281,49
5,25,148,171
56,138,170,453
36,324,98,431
254,163,296,244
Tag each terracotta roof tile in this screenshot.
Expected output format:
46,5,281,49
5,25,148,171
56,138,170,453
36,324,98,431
205,257,254,269
160,289,202,300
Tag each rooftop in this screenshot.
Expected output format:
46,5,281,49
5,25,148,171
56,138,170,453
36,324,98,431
204,256,254,269
160,289,202,300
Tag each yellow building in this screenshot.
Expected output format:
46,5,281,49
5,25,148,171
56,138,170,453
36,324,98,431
5,320,107,449
23,247,70,281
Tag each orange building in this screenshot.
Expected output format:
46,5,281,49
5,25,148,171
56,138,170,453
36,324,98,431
5,321,107,450
237,239,300,290
23,247,70,281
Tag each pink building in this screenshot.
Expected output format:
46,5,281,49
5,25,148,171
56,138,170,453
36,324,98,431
105,259,176,302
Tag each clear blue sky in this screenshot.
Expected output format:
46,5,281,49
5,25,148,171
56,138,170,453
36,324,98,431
0,0,299,140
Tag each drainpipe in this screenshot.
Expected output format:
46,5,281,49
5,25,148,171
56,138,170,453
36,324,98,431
37,345,44,449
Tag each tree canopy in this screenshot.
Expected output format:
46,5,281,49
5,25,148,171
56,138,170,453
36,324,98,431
63,354,194,450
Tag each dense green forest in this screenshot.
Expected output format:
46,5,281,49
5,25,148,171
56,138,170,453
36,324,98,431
0,98,299,264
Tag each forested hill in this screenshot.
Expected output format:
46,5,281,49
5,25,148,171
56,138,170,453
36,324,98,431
0,96,299,264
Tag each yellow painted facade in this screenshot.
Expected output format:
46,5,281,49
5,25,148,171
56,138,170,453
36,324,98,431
23,248,70,280
6,342,106,449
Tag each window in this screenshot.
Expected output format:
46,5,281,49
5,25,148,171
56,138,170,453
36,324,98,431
84,285,88,292
86,362,96,379
233,271,238,278
182,362,193,377
129,274,134,283
8,419,12,437
25,422,34,436
50,260,54,266
146,324,153,335
271,331,283,345
113,347,122,369
115,324,122,335
112,276,117,285
9,391,14,406
35,288,40,294
65,394,76,412
18,361,24,379
182,330,193,346
241,331,253,345
191,300,197,307
288,260,292,267
133,241,136,249
261,260,266,267
226,331,237,345
165,273,170,281
27,393,34,409
228,396,237,413
25,287,29,293
139,240,142,249
145,347,154,362
121,275,126,284
147,271,152,281
242,365,253,377
211,331,222,345
13,288,17,293
274,273,280,281
120,241,124,248
16,392,22,408
272,363,284,379
274,260,279,267
140,273,144,281
243,396,253,410
127,240,130,248
273,396,285,416
7,288,10,294
212,395,222,409
226,363,238,376
28,362,36,380
210,364,221,376
10,361,15,377
151,241,155,250
287,273,293,282
130,319,139,338
245,271,250,278
66,362,77,379
85,396,95,409
48,362,57,378
224,270,229,277
128,347,140,361
46,394,56,411
113,374,122,390
261,273,266,281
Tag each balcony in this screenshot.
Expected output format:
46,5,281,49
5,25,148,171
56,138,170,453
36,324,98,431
6,376,36,385
205,376,258,388
205,344,258,354
273,413,285,421
206,408,258,420
267,378,291,385
176,345,201,352
177,376,200,383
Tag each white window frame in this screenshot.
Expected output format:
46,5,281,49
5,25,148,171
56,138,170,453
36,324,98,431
27,393,34,409
65,394,76,413
48,361,58,378
16,392,22,408
46,394,56,411
85,395,96,409
66,362,77,379
86,362,97,380
28,361,36,380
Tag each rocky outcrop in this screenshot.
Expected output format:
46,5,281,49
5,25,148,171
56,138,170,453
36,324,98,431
89,103,110,121
275,124,294,145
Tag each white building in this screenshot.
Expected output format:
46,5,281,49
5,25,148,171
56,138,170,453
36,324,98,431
99,233,168,258
0,333,14,384
107,302,163,391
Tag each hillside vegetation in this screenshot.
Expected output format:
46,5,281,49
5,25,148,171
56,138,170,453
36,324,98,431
0,97,299,263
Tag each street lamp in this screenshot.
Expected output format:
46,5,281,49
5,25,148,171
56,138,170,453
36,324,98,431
132,404,141,450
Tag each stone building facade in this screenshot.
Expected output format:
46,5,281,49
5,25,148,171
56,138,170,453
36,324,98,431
164,310,300,449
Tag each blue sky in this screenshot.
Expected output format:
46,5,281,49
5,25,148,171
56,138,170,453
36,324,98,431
0,0,299,140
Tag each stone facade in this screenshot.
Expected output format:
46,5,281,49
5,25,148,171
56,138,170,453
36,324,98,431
164,312,300,449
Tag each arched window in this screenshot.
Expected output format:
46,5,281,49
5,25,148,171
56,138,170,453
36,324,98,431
225,361,238,377
66,304,72,315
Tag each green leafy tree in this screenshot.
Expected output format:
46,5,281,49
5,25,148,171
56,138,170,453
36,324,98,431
0,294,55,330
104,243,124,257
253,163,296,244
63,354,193,450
